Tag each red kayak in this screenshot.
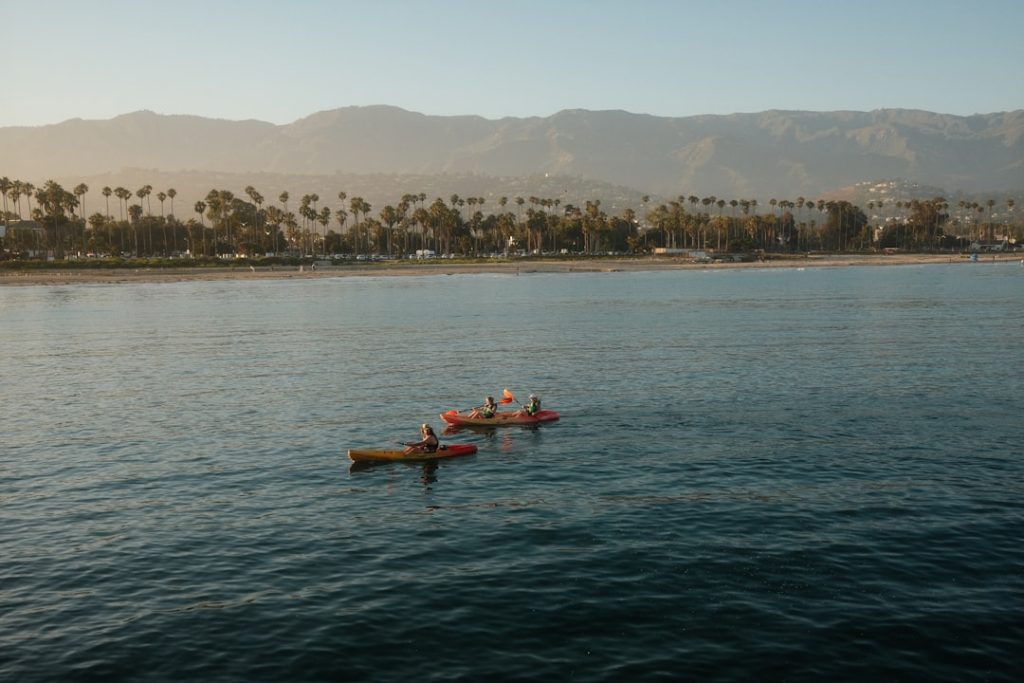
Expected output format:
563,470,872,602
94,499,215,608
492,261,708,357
440,409,560,427
348,443,478,462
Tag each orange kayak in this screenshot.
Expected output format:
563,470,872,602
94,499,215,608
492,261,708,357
440,409,560,427
347,444,478,462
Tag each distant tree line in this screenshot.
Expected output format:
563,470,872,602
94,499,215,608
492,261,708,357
0,176,1018,260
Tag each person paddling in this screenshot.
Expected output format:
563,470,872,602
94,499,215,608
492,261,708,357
404,424,439,454
469,396,498,419
517,394,541,417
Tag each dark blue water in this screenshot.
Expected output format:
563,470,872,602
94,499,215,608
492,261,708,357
2,263,1022,681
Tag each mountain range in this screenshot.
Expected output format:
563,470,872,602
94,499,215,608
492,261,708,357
2,106,1021,209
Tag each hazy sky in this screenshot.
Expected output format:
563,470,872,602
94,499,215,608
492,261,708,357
5,0,1022,128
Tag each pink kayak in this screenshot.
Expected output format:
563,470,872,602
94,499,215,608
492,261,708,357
440,409,560,427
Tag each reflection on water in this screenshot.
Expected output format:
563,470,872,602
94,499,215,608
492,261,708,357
347,456,443,490
419,461,438,488
441,422,546,456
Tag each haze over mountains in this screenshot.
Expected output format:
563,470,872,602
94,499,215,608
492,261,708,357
2,106,1021,210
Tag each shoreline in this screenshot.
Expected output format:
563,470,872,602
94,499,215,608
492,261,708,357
0,253,1016,286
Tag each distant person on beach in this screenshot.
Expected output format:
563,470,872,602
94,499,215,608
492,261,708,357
470,396,497,418
404,424,439,454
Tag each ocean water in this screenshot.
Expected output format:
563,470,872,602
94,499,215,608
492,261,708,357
1,263,1022,682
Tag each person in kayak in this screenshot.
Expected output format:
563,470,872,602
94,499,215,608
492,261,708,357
404,424,440,454
469,396,498,419
518,394,541,417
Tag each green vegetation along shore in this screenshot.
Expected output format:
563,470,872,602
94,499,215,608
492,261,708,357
1,178,1018,264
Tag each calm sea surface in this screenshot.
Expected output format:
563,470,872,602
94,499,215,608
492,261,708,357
2,263,1022,682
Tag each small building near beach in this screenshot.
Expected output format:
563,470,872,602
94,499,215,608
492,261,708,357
1,220,46,254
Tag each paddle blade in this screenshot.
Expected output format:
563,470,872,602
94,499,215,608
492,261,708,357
500,389,515,404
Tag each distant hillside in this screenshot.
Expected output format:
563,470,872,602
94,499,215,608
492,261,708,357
2,106,1021,203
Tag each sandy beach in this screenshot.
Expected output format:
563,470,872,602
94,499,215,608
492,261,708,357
0,253,1015,287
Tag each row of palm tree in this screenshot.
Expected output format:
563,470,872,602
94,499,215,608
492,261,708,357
1,176,1019,259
